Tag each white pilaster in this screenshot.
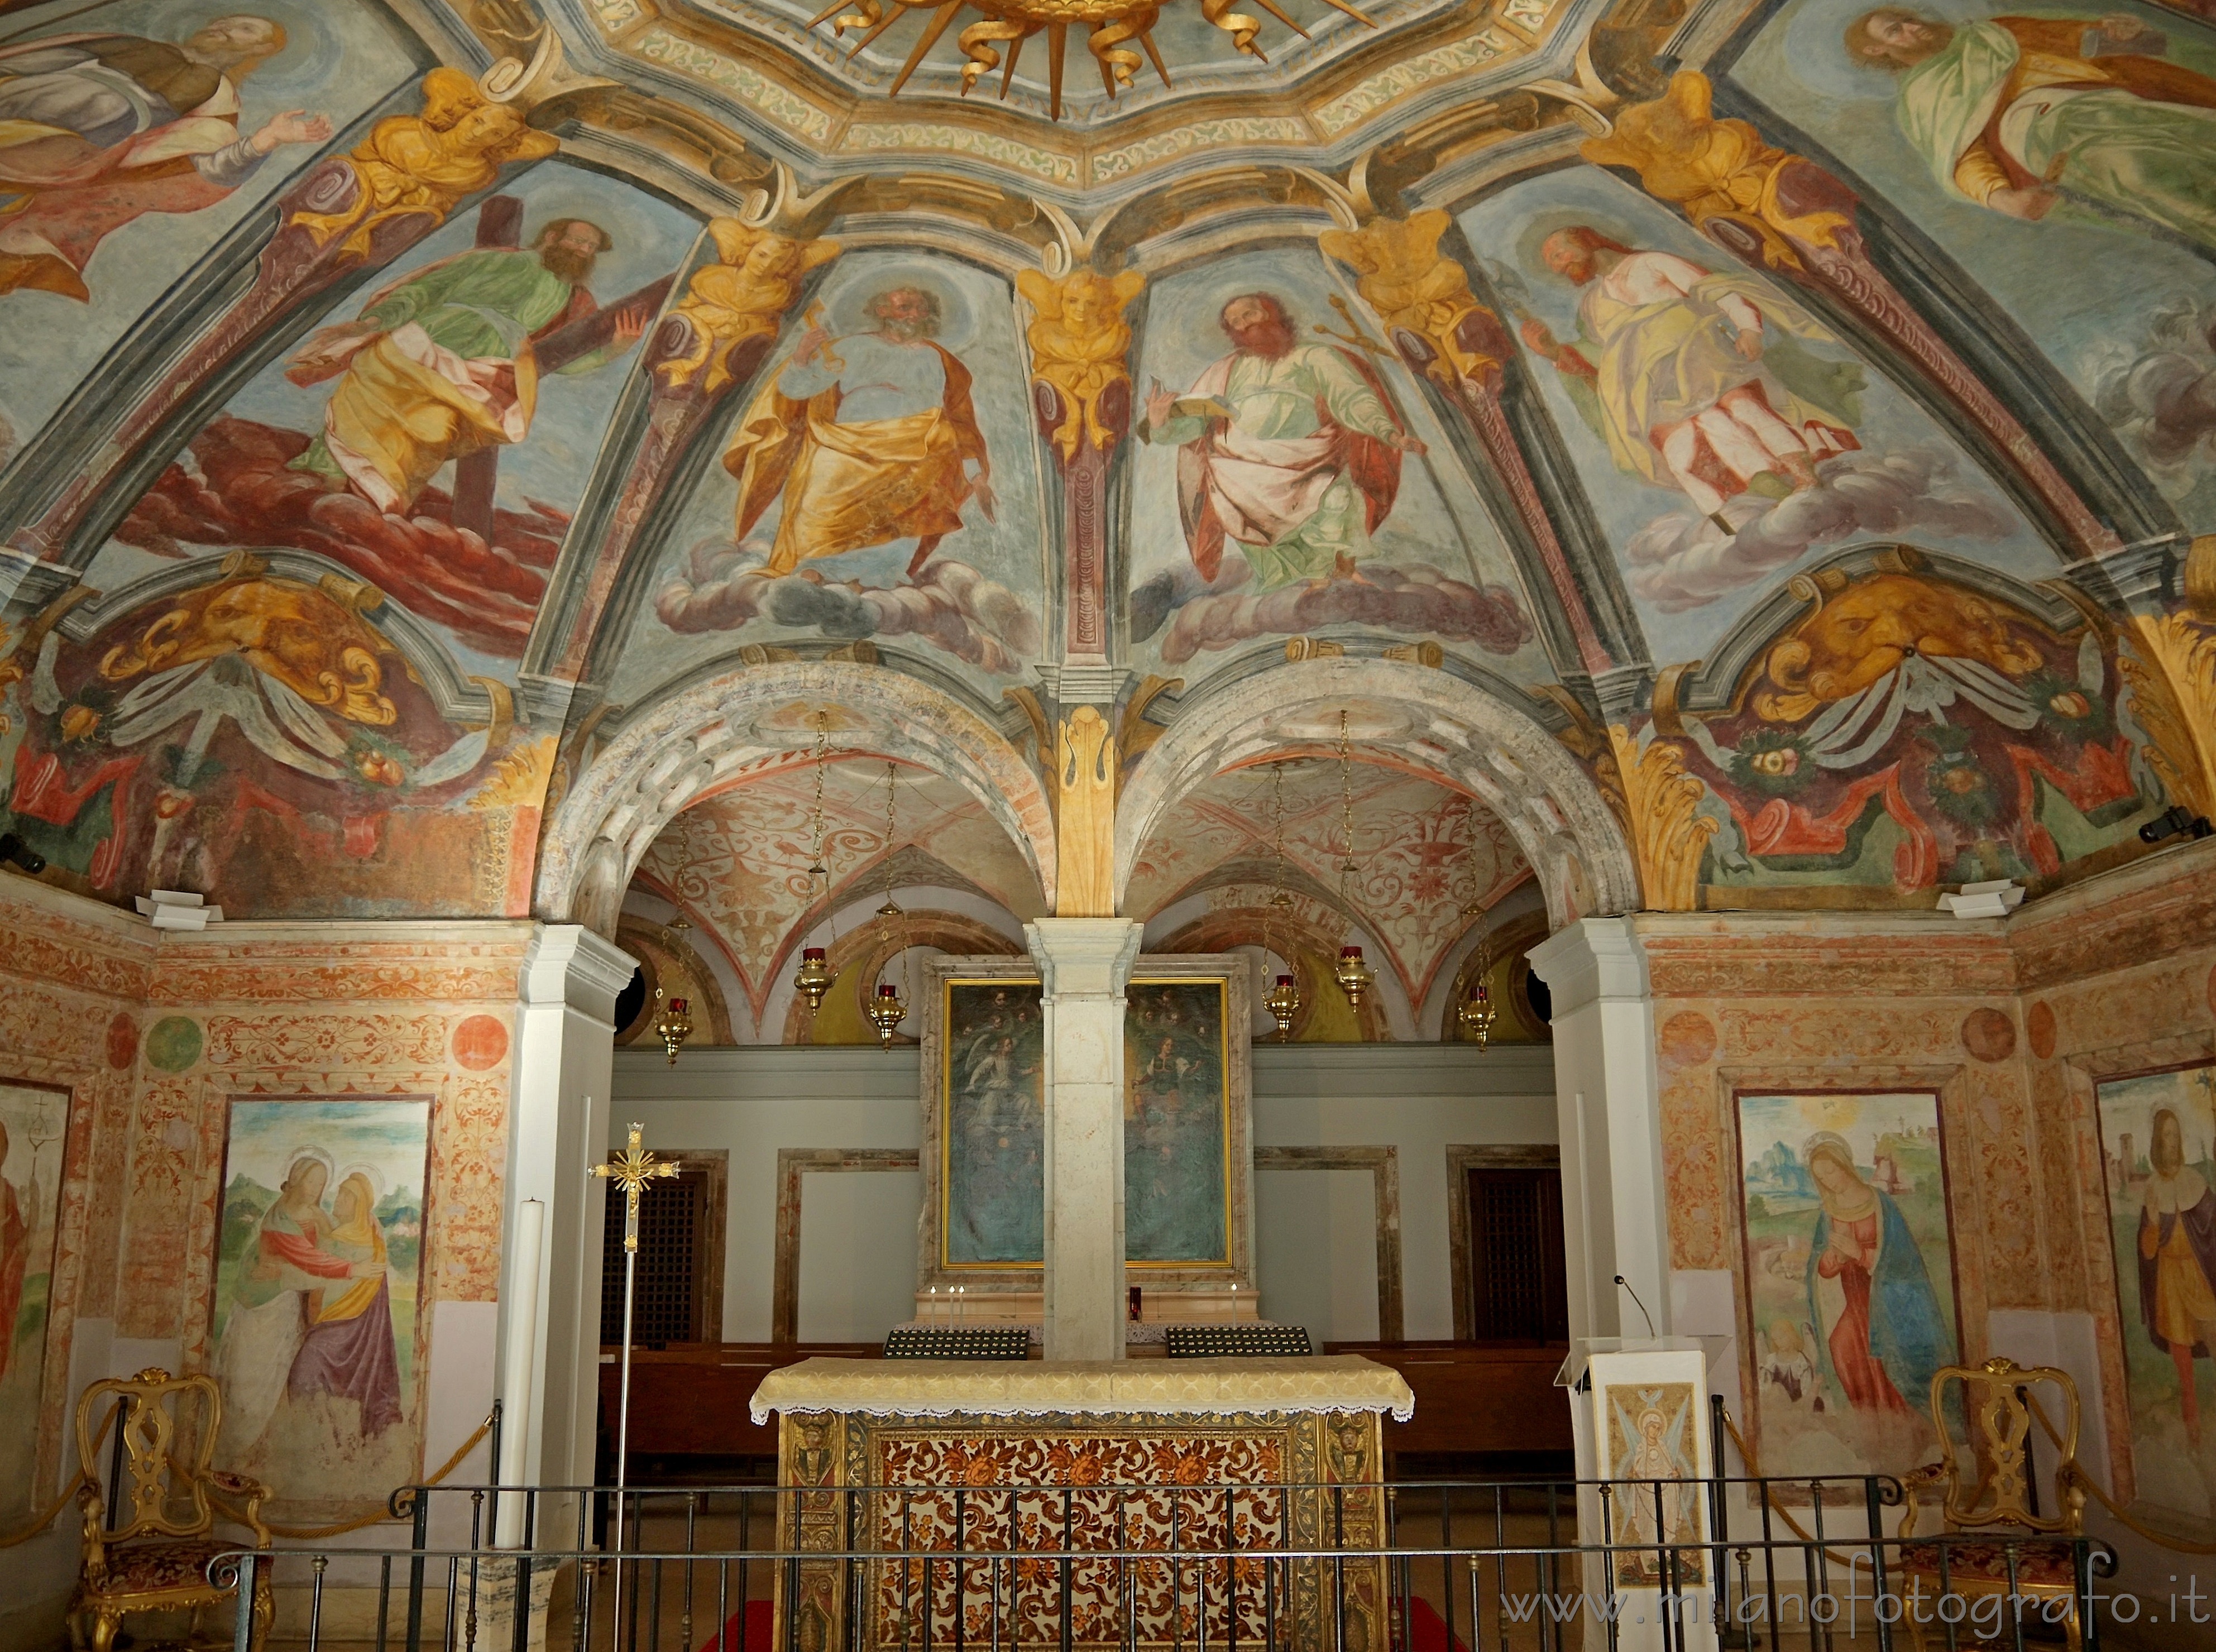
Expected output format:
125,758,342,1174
1026,918,1143,1361
1526,916,1667,1342
504,924,634,1496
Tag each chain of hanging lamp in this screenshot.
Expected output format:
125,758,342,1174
866,759,910,1048
1331,710,1373,1009
1455,795,1498,1049
649,799,697,1061
792,711,836,1014
1261,761,1301,1041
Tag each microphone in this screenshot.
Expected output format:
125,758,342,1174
1615,1274,1656,1338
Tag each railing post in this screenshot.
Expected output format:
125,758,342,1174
405,1490,430,1652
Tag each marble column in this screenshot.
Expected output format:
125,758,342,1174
1026,917,1143,1361
1526,917,1667,1343
504,924,634,1500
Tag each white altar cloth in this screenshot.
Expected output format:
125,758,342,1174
749,1354,1414,1424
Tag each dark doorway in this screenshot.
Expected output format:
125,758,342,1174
1463,1166,1568,1342
600,1155,727,1346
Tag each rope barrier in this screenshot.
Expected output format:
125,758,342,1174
2026,1392,2216,1557
1714,1406,1872,1569
261,1411,497,1540
0,1403,115,1549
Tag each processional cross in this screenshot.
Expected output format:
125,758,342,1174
592,1121,682,1569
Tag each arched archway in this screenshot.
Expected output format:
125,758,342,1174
1116,659,1638,928
535,662,1057,934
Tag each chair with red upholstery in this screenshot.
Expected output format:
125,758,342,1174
1898,1356,2086,1651
68,1368,273,1652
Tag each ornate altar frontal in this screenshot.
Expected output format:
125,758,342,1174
753,1358,1413,1652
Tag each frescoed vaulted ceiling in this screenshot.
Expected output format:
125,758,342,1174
2,0,2213,1004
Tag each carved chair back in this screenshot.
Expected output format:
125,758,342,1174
74,1368,222,1546
1912,1356,2084,1538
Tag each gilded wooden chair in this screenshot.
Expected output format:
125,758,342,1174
68,1368,274,1652
1898,1356,2087,1651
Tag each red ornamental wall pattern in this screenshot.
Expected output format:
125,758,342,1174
0,879,534,1502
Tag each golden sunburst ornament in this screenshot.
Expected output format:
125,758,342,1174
807,0,1375,119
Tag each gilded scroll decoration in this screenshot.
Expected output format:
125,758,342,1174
291,69,559,258
1016,267,1145,461
658,221,840,395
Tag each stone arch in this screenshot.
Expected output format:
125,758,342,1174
1116,658,1637,929
535,661,1056,933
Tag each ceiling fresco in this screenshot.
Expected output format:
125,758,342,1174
0,0,2209,937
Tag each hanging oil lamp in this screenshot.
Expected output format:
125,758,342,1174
1332,711,1371,1011
651,987,693,1065
1261,762,1301,1041
868,981,908,1048
792,711,836,1014
1334,945,1372,1008
1457,942,1497,1049
793,947,833,1013
1453,798,1496,1048
866,761,909,1049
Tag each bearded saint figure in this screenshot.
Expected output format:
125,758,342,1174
1848,8,2216,254
283,216,649,513
0,16,329,301
1519,227,1863,529
1140,292,1424,591
722,284,995,584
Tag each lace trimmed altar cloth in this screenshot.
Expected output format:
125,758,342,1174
748,1354,1414,1424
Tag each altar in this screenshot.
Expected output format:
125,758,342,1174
752,1356,1415,1652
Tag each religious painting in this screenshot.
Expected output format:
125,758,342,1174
0,1083,68,1529
94,160,696,660
636,252,1049,691
1727,0,2216,526
208,1097,431,1507
0,558,552,916
1123,979,1231,1266
1735,1090,1960,1481
1600,1377,1706,1586
939,978,1046,1268
1659,548,2160,893
1123,247,1542,683
2094,1061,2216,1519
0,1,416,455
1456,167,2057,667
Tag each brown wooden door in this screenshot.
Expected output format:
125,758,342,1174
1464,1166,1569,1343
601,1167,722,1345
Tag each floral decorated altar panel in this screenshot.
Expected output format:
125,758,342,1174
757,1358,1411,1652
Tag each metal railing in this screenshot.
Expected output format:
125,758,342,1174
207,1464,2114,1652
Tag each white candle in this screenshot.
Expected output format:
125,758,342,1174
495,1199,544,1549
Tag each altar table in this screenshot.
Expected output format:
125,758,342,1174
750,1356,1415,1652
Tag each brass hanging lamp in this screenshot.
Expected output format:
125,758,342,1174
1454,798,1497,1048
865,760,910,1049
650,987,693,1065
1260,761,1301,1041
1331,711,1373,1009
792,711,836,1016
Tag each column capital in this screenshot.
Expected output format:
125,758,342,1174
1025,918,1142,999
1526,915,1650,1018
519,923,636,1022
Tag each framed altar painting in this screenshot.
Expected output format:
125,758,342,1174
2093,1060,2216,1520
1732,1089,1960,1488
208,1096,433,1512
916,954,1255,1314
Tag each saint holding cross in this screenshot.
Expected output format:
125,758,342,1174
284,199,670,537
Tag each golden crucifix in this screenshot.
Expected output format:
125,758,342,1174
593,1122,682,1252
591,1120,681,1568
